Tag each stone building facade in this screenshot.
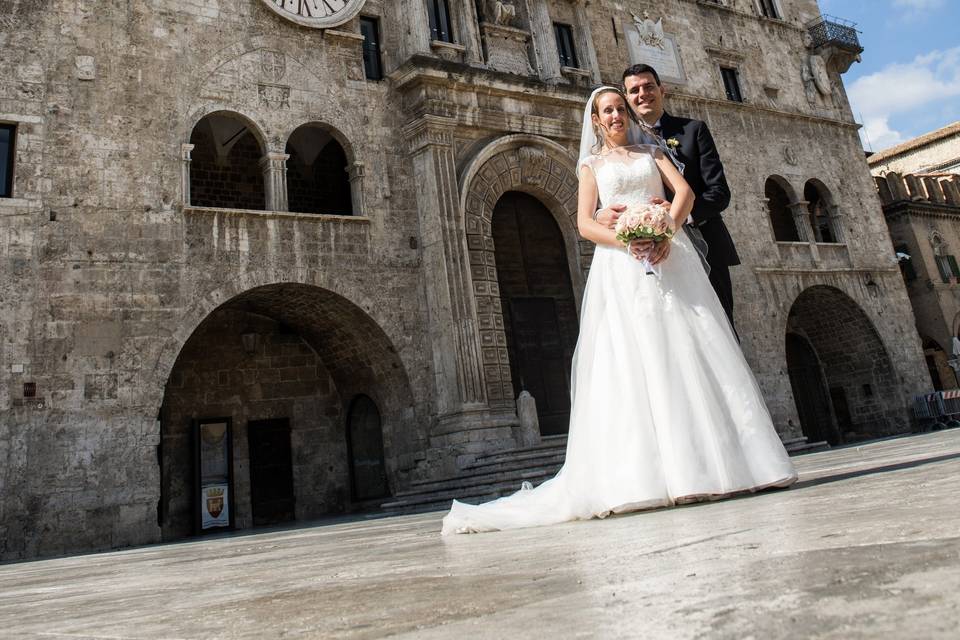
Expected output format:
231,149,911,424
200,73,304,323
0,0,931,559
876,171,960,390
868,121,960,177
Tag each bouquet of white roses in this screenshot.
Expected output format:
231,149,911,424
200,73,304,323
614,202,674,274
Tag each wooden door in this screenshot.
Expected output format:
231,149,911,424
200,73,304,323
509,297,571,435
492,191,578,436
247,418,295,526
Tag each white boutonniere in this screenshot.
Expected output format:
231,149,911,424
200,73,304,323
666,138,680,150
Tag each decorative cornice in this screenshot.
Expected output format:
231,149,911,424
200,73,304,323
323,29,365,46
480,22,531,43
882,200,960,221
403,115,458,154
391,56,861,133
704,46,746,62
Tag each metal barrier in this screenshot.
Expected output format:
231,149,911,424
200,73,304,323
913,390,960,429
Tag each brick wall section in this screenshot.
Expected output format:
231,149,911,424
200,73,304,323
190,126,266,210
287,142,353,215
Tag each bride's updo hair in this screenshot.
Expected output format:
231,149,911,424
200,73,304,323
590,87,638,154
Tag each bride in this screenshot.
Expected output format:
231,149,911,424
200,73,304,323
441,87,797,535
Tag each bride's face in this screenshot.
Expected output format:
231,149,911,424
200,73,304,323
593,93,630,142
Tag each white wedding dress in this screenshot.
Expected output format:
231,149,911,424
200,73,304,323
441,146,797,535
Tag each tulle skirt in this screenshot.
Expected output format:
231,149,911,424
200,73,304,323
441,229,797,534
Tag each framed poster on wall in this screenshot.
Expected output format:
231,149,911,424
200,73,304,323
193,418,235,533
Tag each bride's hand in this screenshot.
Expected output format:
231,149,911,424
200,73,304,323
627,238,653,260
649,238,672,265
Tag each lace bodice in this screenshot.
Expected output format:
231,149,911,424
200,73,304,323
583,145,665,209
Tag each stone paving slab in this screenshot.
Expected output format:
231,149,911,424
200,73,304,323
2,431,960,639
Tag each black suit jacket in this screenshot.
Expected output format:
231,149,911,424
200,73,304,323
659,112,740,266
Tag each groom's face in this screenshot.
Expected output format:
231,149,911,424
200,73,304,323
624,73,666,124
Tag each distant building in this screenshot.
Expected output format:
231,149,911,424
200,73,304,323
869,121,960,176
876,170,960,390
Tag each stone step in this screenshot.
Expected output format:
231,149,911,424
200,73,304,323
458,451,568,476
470,442,568,468
395,462,563,497
471,435,568,463
786,439,831,455
382,468,558,513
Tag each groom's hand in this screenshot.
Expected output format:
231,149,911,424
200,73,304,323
650,196,671,211
649,239,672,265
595,204,626,229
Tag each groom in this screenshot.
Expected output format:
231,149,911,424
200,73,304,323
596,64,741,329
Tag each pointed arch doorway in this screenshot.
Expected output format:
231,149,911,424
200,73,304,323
492,191,579,436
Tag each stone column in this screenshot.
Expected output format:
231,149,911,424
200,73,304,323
404,115,488,424
525,0,563,81
259,152,289,212
788,201,813,242
180,143,194,207
348,161,365,216
826,203,845,243
574,0,602,85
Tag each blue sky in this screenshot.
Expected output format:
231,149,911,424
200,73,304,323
818,0,960,151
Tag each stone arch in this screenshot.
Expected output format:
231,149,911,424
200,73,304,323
285,122,360,216
765,175,801,241
786,285,903,442
184,106,269,153
459,134,584,408
187,110,268,210
157,281,418,538
804,178,842,243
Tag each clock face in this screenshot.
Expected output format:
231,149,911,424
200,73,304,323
259,0,367,29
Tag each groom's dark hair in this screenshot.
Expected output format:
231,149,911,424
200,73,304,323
622,64,661,85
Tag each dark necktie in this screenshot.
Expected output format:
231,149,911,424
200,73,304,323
652,124,663,138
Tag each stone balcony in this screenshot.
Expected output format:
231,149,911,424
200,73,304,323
806,15,863,74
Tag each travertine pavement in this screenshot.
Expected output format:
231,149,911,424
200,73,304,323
2,430,959,639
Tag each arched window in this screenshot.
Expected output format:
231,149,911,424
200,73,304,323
189,112,266,210
765,177,799,241
286,125,353,216
804,180,838,244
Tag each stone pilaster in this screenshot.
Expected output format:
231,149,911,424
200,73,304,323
574,0,602,85
525,0,562,81
404,115,490,426
460,1,485,65
400,0,432,59
259,152,289,212
180,143,194,206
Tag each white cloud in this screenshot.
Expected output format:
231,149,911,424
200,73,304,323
892,0,945,9
848,45,960,150
860,116,906,149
